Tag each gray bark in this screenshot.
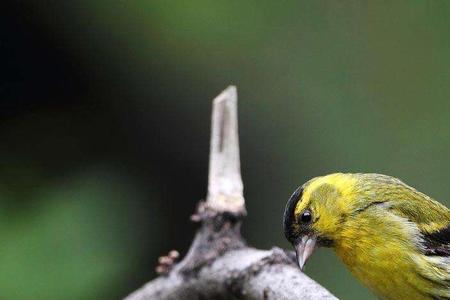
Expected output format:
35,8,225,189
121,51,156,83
125,248,336,300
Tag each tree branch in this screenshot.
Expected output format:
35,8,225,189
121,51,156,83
126,248,335,300
124,86,336,300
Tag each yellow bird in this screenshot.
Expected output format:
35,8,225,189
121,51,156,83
283,173,450,300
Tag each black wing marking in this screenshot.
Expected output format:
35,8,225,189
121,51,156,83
422,223,450,257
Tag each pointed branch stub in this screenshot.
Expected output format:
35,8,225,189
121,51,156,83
206,86,246,215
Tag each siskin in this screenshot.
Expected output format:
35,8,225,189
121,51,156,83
283,173,450,300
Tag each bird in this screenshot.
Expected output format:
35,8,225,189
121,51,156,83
283,173,450,300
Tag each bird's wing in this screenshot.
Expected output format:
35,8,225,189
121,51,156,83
383,184,450,256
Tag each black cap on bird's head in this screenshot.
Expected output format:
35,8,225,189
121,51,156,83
283,186,304,242
283,185,318,270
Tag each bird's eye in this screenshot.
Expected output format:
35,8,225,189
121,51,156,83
299,210,312,224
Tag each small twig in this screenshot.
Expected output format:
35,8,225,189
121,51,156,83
207,86,245,216
155,250,180,276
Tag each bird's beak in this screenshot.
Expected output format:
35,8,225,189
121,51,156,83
295,235,317,270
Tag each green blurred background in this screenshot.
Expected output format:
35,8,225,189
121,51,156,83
1,1,450,299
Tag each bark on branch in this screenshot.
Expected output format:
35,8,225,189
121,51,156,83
125,86,336,300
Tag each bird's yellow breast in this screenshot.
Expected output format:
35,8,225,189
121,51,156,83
335,208,446,300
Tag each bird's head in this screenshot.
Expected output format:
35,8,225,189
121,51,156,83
283,173,369,269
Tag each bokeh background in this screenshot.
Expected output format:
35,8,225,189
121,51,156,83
2,1,450,299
